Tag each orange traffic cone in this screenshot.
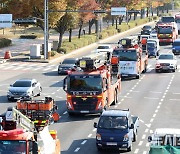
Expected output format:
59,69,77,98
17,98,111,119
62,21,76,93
4,51,12,59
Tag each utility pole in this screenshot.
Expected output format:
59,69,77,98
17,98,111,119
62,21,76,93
44,0,48,60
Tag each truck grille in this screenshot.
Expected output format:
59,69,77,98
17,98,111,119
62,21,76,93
72,97,98,111
160,63,170,66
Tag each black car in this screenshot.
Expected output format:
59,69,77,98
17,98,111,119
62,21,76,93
141,25,152,35
58,58,79,75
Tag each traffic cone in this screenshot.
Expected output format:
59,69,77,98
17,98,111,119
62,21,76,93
4,51,12,59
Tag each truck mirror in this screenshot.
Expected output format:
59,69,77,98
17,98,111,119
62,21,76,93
148,136,152,142
63,77,67,92
32,141,38,154
94,122,98,128
130,123,134,129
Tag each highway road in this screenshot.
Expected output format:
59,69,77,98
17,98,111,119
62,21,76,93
0,26,180,154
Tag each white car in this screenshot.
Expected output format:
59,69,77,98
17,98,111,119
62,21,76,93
7,78,42,101
155,53,177,73
96,44,113,53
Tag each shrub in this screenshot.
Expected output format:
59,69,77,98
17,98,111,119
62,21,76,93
0,38,12,48
20,35,37,39
50,51,56,56
57,47,67,54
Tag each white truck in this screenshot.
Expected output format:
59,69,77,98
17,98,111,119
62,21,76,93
148,128,180,154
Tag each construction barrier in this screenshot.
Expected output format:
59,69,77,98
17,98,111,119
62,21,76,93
4,51,12,59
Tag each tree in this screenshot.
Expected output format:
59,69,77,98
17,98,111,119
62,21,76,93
54,13,76,49
77,0,99,38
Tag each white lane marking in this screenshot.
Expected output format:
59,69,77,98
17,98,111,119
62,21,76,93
145,129,149,133
74,147,80,152
157,105,160,109
63,111,67,115
144,97,159,100
169,99,180,101
43,67,52,71
115,105,118,108
134,149,139,154
150,91,162,94
142,134,146,139
139,119,144,123
160,99,164,101
150,130,153,133
173,93,180,95
130,90,140,93
93,128,96,132
88,134,92,138
13,66,23,70
2,66,14,70
143,151,147,154
34,67,42,70
146,143,150,147
23,67,31,70
55,96,63,99
153,114,156,118
126,93,130,95
81,140,87,145
138,141,143,146
121,99,124,101
155,109,158,113
145,124,151,128
117,102,121,105
150,118,154,123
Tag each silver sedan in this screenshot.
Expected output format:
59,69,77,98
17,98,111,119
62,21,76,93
7,78,42,101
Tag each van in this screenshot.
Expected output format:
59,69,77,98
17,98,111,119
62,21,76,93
172,39,180,55
147,38,160,57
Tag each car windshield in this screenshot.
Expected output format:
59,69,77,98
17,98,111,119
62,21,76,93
97,46,110,49
113,49,137,61
62,59,76,64
0,140,26,154
98,116,128,129
143,26,151,30
158,27,172,34
68,75,102,92
13,81,31,87
159,54,174,60
147,43,156,48
173,41,180,46
161,17,175,23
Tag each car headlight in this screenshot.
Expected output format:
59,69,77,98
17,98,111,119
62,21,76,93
7,91,12,95
96,133,101,140
170,63,174,66
123,134,129,141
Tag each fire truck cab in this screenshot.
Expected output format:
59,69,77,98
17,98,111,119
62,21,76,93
113,37,148,79
63,52,121,115
157,23,178,44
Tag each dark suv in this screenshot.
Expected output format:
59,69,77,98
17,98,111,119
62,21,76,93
58,58,79,75
141,25,152,35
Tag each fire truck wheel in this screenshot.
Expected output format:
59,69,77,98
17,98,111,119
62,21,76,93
136,73,140,79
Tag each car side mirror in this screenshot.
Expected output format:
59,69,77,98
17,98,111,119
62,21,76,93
94,122,98,128
10,84,12,87
130,123,134,129
148,136,152,142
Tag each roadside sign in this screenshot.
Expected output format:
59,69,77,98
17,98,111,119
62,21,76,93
111,7,126,16
0,14,12,28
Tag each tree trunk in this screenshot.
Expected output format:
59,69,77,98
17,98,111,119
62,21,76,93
95,19,98,33
69,28,72,42
157,7,159,17
88,19,95,34
115,18,118,29
146,7,149,17
112,16,114,26
119,16,123,25
58,33,63,49
78,24,83,39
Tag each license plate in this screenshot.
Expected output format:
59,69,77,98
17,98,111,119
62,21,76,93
122,74,128,76
162,66,169,70
106,142,117,146
80,111,89,113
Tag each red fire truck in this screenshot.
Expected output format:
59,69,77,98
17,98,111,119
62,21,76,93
63,52,121,115
112,37,148,79
157,23,178,44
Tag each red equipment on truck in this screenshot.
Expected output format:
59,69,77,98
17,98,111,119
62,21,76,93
63,52,121,115
157,23,178,44
0,107,61,154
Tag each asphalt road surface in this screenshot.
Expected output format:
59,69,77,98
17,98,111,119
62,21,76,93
0,24,180,154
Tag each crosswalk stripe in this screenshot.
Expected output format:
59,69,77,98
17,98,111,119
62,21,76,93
13,66,24,70
2,66,14,70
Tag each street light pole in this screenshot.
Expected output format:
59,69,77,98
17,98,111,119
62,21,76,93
44,0,48,60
